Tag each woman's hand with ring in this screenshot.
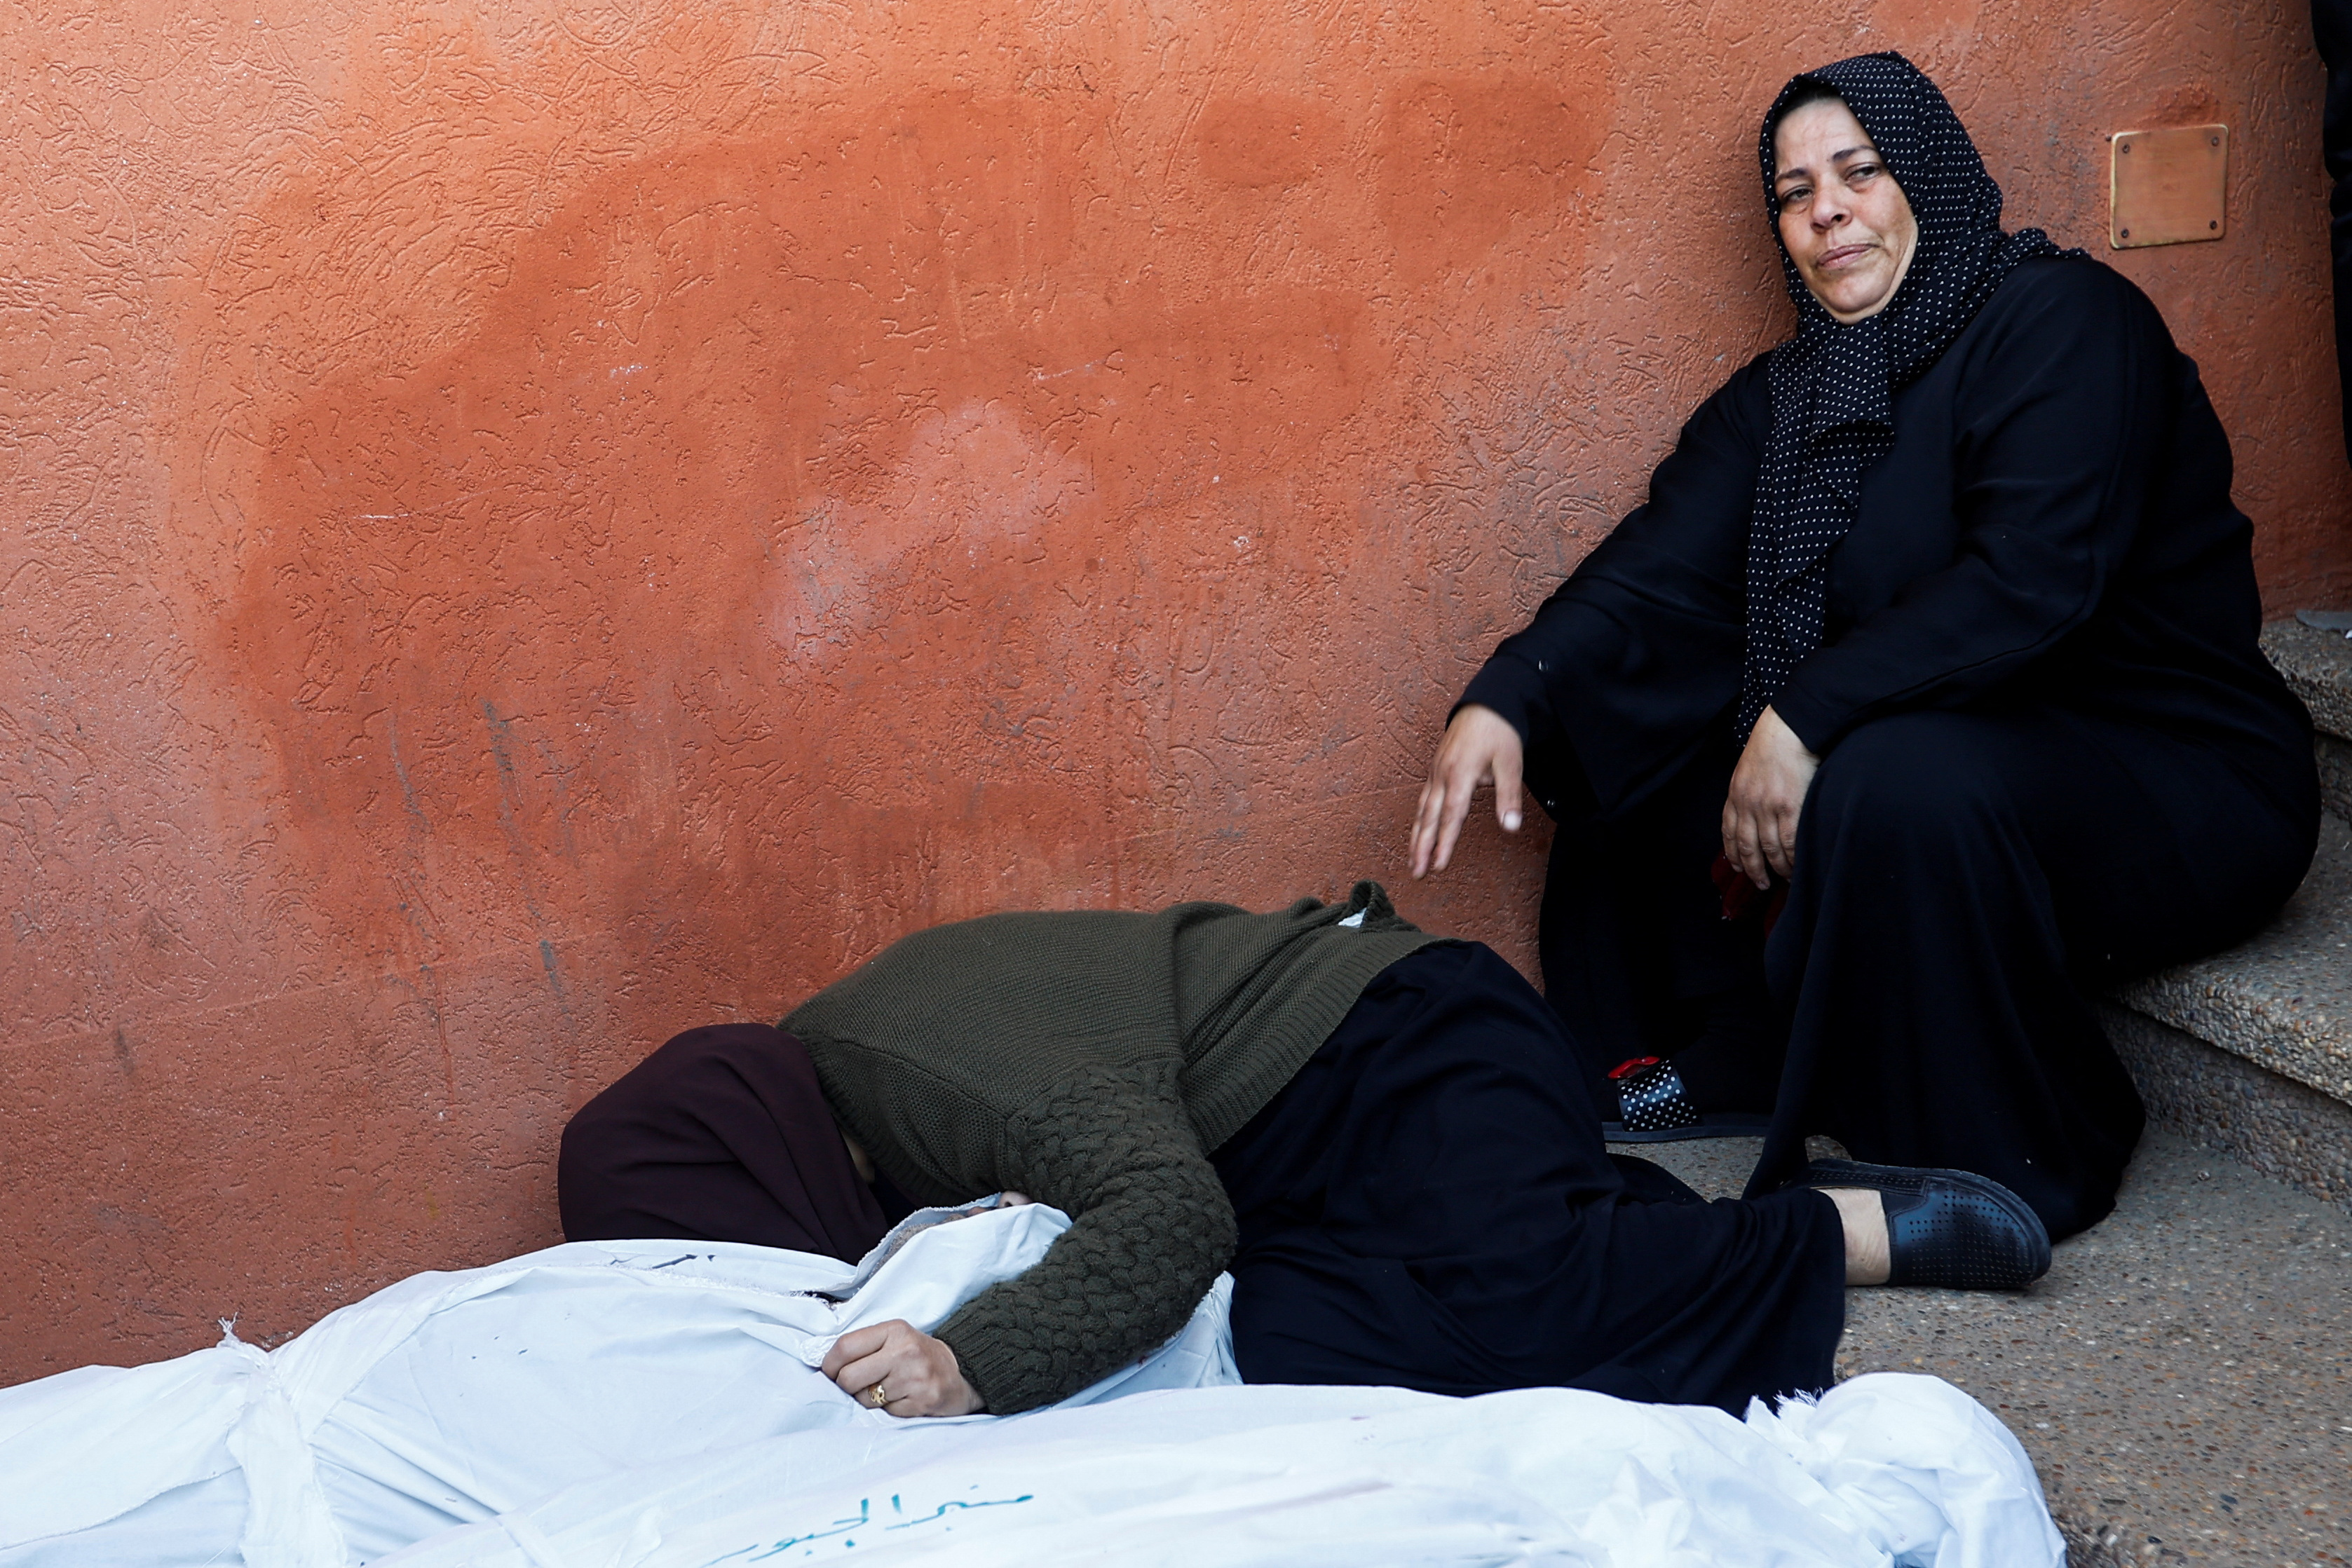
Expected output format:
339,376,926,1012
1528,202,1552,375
821,1319,985,1418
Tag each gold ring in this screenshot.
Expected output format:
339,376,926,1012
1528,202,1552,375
869,1382,889,1409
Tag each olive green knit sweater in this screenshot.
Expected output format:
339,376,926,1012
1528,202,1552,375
784,880,1442,1414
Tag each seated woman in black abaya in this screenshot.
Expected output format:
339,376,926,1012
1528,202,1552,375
1412,53,2320,1241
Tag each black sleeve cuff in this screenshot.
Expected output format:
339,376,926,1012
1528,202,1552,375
1455,655,1547,742
1765,676,1848,758
1453,655,1591,821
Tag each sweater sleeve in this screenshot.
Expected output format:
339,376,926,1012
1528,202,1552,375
1769,261,2163,754
930,1062,1237,1414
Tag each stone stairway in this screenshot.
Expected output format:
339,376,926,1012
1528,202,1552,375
2102,615,2352,1210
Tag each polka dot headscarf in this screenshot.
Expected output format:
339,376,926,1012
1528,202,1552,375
1736,52,2079,742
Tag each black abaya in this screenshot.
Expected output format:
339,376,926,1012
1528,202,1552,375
1757,707,2313,1231
1462,258,2318,1241
1212,942,1847,1413
1537,704,2313,1239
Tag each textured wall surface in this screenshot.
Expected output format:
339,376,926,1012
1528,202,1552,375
4,0,2350,1382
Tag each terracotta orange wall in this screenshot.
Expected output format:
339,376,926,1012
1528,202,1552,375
5,0,2348,1382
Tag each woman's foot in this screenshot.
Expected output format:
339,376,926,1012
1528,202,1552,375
1805,1159,2051,1290
1819,1187,1891,1284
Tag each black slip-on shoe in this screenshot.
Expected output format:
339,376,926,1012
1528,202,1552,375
1795,1158,2053,1290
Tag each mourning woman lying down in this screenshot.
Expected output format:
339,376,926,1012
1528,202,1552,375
559,883,2051,1422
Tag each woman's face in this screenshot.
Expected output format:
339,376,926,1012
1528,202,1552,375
1772,98,1918,323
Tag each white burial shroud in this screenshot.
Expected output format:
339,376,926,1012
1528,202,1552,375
0,1199,2061,1568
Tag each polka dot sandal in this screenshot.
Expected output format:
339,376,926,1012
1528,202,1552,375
1599,1056,1774,1143
1797,1158,2053,1290
1612,1056,1704,1135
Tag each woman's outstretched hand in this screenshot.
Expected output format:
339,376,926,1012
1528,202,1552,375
1721,706,1820,889
821,1319,985,1418
1410,705,1525,878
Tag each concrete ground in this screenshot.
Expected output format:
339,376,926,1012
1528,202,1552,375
1646,1130,2352,1567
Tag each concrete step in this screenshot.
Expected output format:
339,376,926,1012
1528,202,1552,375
2262,615,2352,737
2262,616,2352,819
2112,812,2352,1107
2108,811,2352,1206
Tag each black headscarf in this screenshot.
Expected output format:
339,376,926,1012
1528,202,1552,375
1738,53,2076,740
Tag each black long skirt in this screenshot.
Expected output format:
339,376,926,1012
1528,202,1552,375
1539,705,2318,1241
1212,941,1847,1414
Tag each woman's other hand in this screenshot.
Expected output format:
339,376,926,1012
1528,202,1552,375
1721,706,1820,889
1410,705,1526,878
821,1319,985,1418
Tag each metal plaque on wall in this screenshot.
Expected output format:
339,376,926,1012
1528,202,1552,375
2109,125,2229,250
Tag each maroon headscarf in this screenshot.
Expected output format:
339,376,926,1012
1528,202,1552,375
559,1023,898,1261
